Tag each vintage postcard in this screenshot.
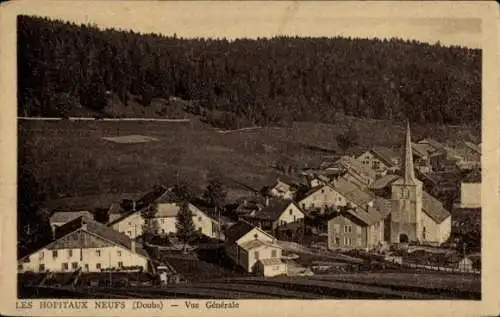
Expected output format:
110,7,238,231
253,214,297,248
1,1,499,316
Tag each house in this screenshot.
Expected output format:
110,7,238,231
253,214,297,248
108,186,222,240
356,146,400,176
304,173,332,188
411,142,432,173
456,256,474,272
18,216,150,273
454,141,481,169
297,184,343,213
327,200,390,250
459,170,481,209
49,210,94,235
254,258,287,277
389,123,452,245
328,156,377,188
224,221,286,275
262,177,302,200
243,199,305,231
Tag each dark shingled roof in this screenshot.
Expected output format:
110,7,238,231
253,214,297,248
251,199,298,221
422,191,451,224
24,216,150,260
368,147,399,167
50,210,94,224
333,178,376,207
225,220,256,244
370,174,400,190
463,170,481,183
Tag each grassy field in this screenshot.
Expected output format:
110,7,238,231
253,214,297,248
19,116,480,204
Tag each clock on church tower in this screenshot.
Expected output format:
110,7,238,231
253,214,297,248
400,186,410,199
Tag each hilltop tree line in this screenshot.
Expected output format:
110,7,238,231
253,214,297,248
18,15,481,125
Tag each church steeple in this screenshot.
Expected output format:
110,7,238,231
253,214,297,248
402,120,416,184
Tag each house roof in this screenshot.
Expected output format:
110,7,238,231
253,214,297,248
225,220,268,245
370,174,400,190
463,169,481,183
333,178,376,208
422,191,451,224
411,143,429,158
250,200,299,221
259,258,284,266
298,185,329,201
107,209,141,226
333,156,377,180
337,204,387,227
367,146,399,167
22,216,149,260
418,138,447,153
50,210,94,224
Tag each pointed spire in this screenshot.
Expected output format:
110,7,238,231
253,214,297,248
402,120,416,184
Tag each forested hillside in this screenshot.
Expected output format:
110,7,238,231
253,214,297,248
18,15,481,125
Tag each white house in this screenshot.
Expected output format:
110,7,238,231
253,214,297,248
18,217,150,273
224,221,286,275
297,184,346,213
49,210,94,235
108,186,222,240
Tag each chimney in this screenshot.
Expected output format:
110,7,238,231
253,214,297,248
131,240,136,253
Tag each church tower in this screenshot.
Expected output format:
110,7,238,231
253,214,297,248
390,121,423,243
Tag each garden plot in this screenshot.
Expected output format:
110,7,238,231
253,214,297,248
102,135,159,144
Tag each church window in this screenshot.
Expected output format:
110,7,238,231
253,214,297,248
423,227,426,240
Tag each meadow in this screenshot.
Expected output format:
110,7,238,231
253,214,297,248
18,116,480,207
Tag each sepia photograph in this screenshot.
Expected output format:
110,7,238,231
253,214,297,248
1,1,499,316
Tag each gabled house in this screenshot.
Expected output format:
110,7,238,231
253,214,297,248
454,141,481,171
356,146,400,176
224,221,286,276
328,156,377,188
49,210,94,235
262,177,301,200
18,216,150,273
296,184,343,213
242,199,305,231
327,201,390,251
108,186,222,240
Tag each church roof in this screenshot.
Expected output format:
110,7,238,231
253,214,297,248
422,191,451,224
401,121,417,185
370,174,400,190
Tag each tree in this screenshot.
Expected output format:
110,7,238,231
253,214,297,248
141,205,159,244
336,127,360,154
175,201,197,253
203,172,227,241
172,183,194,202
94,208,110,224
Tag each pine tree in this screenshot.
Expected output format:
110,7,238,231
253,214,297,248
175,201,196,253
141,205,159,244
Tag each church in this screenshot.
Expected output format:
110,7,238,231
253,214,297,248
388,122,452,244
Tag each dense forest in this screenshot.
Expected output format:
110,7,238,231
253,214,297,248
18,15,481,125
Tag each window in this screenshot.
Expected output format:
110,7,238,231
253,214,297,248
338,197,342,202
62,263,68,270
118,261,123,268
127,231,132,236
117,251,122,257
128,222,131,226
254,251,260,260
344,225,352,233
161,219,165,224
289,209,293,215
302,203,305,209
52,250,58,259
96,263,101,270
39,264,45,272
372,161,380,170
423,226,427,240
198,227,202,232
321,189,325,194
335,237,340,245
71,262,78,269
18,264,23,271
198,216,202,222
68,250,73,257
294,215,297,222
39,252,44,260
271,250,277,258
96,250,101,257
84,264,89,271
344,237,351,245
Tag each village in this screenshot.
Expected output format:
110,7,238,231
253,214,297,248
17,122,482,298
